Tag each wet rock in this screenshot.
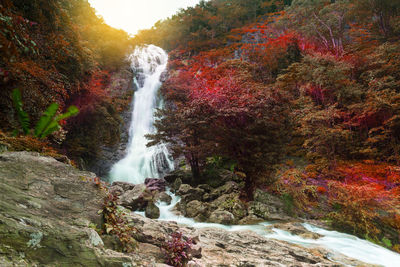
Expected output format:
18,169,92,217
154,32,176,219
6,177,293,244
155,191,172,205
145,203,160,219
170,178,182,193
209,210,236,224
238,215,265,225
177,184,205,203
269,222,323,240
185,200,209,219
248,201,291,221
210,193,247,220
119,184,152,211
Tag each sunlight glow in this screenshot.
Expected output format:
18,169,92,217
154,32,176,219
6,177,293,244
88,0,201,35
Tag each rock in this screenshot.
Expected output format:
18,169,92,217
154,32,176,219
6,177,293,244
155,191,172,205
203,169,244,188
209,181,240,200
248,201,291,221
164,169,193,185
145,203,160,219
209,210,235,224
177,184,204,203
269,222,323,240
111,181,136,192
124,209,374,267
119,184,152,211
109,185,124,196
197,184,213,193
145,178,167,192
0,152,145,266
185,200,209,219
238,215,265,225
87,228,104,247
170,178,182,193
210,193,247,220
188,243,202,258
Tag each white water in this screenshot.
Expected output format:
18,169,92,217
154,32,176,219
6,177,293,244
110,45,174,183
110,45,400,267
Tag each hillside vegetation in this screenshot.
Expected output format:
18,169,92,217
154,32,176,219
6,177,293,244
0,0,132,165
137,0,400,251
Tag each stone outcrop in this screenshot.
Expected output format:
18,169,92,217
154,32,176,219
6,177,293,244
0,152,161,266
173,180,289,225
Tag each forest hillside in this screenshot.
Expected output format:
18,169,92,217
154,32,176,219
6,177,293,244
136,0,400,252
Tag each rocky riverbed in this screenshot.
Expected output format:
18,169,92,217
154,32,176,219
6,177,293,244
0,152,378,266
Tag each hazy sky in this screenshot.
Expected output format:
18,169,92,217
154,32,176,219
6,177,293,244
88,0,201,35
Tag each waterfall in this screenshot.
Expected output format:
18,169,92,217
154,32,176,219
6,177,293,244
109,45,174,184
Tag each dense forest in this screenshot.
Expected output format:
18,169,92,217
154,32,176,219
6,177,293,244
1,0,400,261
0,0,132,165
137,0,400,251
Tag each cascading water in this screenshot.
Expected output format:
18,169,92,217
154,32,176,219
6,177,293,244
110,45,174,184
110,45,400,267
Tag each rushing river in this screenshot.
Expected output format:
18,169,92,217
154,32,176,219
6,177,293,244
110,45,400,267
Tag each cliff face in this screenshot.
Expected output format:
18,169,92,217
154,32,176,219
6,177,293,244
0,152,136,266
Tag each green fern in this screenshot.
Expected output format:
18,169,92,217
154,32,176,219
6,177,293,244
40,106,79,138
35,104,79,139
12,89,30,134
34,103,59,138
12,89,79,139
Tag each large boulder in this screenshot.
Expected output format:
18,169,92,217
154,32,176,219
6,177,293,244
170,177,182,193
209,181,240,200
248,189,291,221
0,152,145,266
209,210,236,225
155,191,172,205
119,183,152,211
145,203,160,219
111,181,136,192
184,200,210,221
210,193,247,221
177,184,205,203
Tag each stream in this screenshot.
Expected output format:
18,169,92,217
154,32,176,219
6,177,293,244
109,45,400,267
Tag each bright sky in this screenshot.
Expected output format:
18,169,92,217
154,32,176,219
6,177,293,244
88,0,201,35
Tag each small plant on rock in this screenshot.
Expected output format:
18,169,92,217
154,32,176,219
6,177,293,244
102,192,137,252
161,232,193,267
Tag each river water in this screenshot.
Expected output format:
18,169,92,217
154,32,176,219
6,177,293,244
109,45,400,267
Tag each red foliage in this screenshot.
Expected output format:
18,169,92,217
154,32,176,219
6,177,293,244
71,70,110,109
